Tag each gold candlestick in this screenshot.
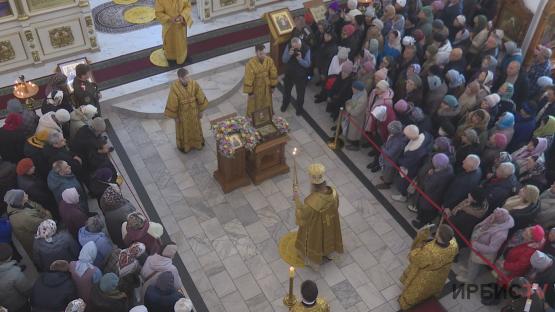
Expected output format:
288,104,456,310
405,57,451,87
292,148,298,187
283,266,297,308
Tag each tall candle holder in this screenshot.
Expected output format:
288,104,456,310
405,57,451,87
292,147,298,187
283,266,297,308
13,75,39,110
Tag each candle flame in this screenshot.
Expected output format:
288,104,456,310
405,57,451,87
292,147,297,156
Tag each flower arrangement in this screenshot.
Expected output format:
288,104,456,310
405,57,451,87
272,115,290,135
211,116,259,158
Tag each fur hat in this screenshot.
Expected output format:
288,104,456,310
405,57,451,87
394,100,409,113
174,298,194,312
403,125,420,140
308,163,326,184
81,105,98,119
55,109,70,123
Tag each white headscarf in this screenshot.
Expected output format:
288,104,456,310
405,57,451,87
75,241,97,277
61,187,80,204
35,219,57,243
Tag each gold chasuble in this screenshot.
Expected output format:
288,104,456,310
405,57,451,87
164,80,208,152
291,298,330,312
243,56,278,116
399,228,458,310
294,187,343,265
155,0,192,65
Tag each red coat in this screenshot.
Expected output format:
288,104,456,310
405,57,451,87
364,88,395,142
503,242,544,280
366,103,397,142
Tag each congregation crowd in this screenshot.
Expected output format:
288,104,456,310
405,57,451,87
0,64,194,312
278,0,555,309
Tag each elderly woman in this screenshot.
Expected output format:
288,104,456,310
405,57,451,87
457,81,481,116
455,109,490,148
454,129,481,170
5,189,51,256
122,212,163,255
412,153,454,227
434,95,461,134
65,299,86,312
489,112,515,146
445,69,466,97
342,81,369,151
30,260,78,312
43,131,85,185
511,137,548,170
16,158,57,215
455,208,514,283
533,115,555,139
422,66,448,114
497,82,516,116
32,219,80,272
315,46,350,102
79,217,114,269
536,182,555,229
69,241,102,304
69,104,97,140
383,30,402,60
144,271,185,312
59,187,89,238
445,188,489,248
100,186,136,248
503,185,541,231
141,243,184,299
356,60,375,91
326,60,355,121
375,121,408,189
117,242,146,299
89,273,128,312
43,73,73,114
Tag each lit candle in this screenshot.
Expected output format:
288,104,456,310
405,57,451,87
292,148,298,186
288,266,295,298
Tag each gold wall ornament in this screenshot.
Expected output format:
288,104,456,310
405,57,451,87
220,0,237,7
89,36,97,48
49,26,75,49
24,30,34,42
78,0,89,7
31,50,40,62
85,15,93,28
0,40,16,63
14,0,29,20
204,7,210,18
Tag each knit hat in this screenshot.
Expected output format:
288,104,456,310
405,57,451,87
341,60,354,74
55,109,70,123
174,298,194,312
62,187,80,204
352,80,365,91
127,212,147,230
492,133,508,149
427,75,442,91
499,82,514,101
537,76,553,88
16,158,34,176
530,225,545,242
530,251,552,271
371,19,384,31
538,45,553,58
432,153,450,169
94,167,112,182
374,68,388,81
387,120,403,134
376,80,390,91
365,6,375,17
455,15,466,25
432,19,444,30
403,125,420,140
504,41,518,54
337,46,350,60
6,99,23,113
496,112,515,129
81,105,97,119
99,273,119,293
413,29,425,42
463,128,479,144
410,107,425,122
328,0,339,11
156,271,175,292
3,113,23,131
371,106,387,122
484,93,501,107
342,24,355,37
129,306,148,312
442,95,458,108
161,243,178,258
394,99,409,113
65,299,86,312
308,163,326,184
362,60,374,73
4,189,25,207
91,117,106,134
0,243,13,262
434,136,452,153
402,36,416,46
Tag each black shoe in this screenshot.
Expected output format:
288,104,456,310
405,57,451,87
411,220,425,228
370,165,380,173
280,104,287,112
375,183,391,189
368,149,378,157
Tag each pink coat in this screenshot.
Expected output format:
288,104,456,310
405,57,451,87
364,88,394,135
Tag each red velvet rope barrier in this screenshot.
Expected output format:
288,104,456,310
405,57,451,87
342,111,510,285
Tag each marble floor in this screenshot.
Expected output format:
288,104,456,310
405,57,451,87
102,74,500,311
0,0,304,86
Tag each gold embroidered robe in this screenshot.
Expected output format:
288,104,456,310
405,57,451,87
243,56,278,116
291,298,330,312
294,187,343,264
155,0,192,65
399,228,458,310
164,80,208,152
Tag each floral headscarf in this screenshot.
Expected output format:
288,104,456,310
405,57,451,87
36,219,57,243
118,242,146,277
65,299,86,312
127,212,147,230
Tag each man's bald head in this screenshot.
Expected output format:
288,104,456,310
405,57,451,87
462,154,480,172
449,48,463,61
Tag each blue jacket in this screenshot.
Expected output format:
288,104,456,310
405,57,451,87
47,171,88,210
0,217,11,244
78,227,113,268
144,285,184,312
507,113,536,153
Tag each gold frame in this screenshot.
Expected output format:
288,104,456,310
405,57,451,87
252,107,272,128
493,0,533,44
268,8,294,37
26,0,74,12
524,0,555,69
226,133,244,150
56,57,93,93
308,5,326,23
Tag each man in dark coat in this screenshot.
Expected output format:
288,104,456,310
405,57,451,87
47,160,88,210
144,271,184,312
30,260,77,311
493,61,530,107
442,154,483,209
23,131,50,181
0,114,26,164
482,162,520,212
0,160,16,214
16,158,57,215
43,132,85,183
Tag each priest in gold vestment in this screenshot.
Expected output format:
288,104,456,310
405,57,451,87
164,68,209,152
294,163,343,268
243,44,278,116
155,0,192,65
399,224,458,310
291,280,330,312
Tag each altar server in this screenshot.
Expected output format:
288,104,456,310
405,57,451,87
155,0,193,65
243,44,278,116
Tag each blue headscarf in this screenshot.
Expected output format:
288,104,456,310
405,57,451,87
496,112,515,129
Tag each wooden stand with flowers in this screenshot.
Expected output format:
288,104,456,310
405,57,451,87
211,114,251,193
246,135,290,184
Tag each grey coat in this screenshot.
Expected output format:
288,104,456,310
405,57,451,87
0,260,33,311
33,231,80,271
344,91,368,141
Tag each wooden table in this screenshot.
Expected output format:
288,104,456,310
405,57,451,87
246,134,289,184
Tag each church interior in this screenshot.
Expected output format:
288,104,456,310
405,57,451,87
1,0,555,311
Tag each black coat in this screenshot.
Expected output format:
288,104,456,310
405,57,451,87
103,202,135,248
416,166,455,223
0,161,16,214
42,144,84,180
454,143,481,171
315,41,338,75
17,175,57,214
509,200,541,231
88,283,128,312
482,175,520,212
494,72,530,106
442,168,483,209
144,285,184,312
24,143,49,181
0,128,26,164
30,271,77,312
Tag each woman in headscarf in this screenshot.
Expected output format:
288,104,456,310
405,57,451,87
144,271,185,312
364,80,395,152
445,188,489,249
457,81,481,116
59,187,89,238
339,24,358,59
33,219,80,271
412,153,455,227
497,82,516,116
536,184,555,229
16,157,57,215
420,44,438,77
422,65,448,114
100,185,135,249
518,155,548,191
434,95,461,136
467,15,488,63
69,104,98,140
445,69,466,97
365,23,384,56
455,208,514,283
476,70,495,99
88,168,115,202
5,189,51,256
356,60,375,91
456,109,490,148
342,81,369,151
454,129,482,170
382,30,402,60
315,46,351,103
0,113,26,164
401,73,423,106
69,241,102,304
490,112,515,145
511,137,548,169
78,216,114,269
326,60,355,121
65,298,86,312
141,243,184,299
43,73,73,114
534,115,555,139
508,103,537,153
503,185,541,231
122,212,163,255
313,23,338,88
89,273,128,312
481,133,509,173
376,121,408,189
117,242,146,299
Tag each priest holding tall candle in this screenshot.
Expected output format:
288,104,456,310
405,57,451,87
293,163,343,269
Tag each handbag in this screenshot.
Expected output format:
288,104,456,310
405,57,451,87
325,76,337,91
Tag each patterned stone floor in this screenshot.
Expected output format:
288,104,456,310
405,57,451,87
103,77,498,312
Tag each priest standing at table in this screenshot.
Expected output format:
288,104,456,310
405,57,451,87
164,68,208,153
155,0,192,65
243,44,278,116
294,163,343,269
